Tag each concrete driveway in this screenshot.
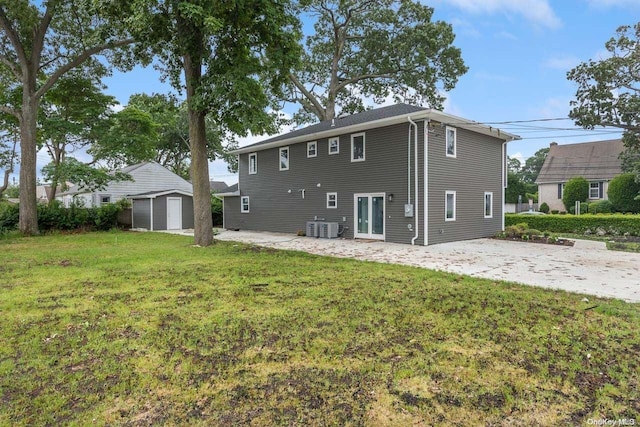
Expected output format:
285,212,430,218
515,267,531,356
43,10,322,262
173,229,640,303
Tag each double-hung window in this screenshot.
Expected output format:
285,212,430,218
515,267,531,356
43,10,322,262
351,133,365,162
484,192,493,218
329,137,339,155
445,191,456,221
248,153,257,175
327,192,337,209
446,126,456,158
589,182,601,199
241,196,250,213
279,147,290,171
307,141,317,158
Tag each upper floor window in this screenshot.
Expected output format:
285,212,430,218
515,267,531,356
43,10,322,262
307,141,317,158
248,153,257,175
329,137,339,155
484,192,493,218
446,126,456,158
241,196,250,213
351,133,365,162
279,147,289,171
445,191,456,221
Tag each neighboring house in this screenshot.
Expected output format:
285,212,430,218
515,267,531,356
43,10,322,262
36,184,67,203
57,162,194,231
210,180,229,193
536,140,623,212
221,104,519,246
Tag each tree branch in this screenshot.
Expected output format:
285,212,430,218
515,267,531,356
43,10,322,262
0,6,28,68
0,104,20,119
289,73,325,120
335,72,395,93
35,38,135,100
0,55,21,79
31,3,55,69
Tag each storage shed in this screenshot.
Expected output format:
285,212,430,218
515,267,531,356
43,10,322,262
129,189,194,231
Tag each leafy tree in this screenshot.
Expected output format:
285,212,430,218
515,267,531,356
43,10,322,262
608,173,640,213
507,156,522,174
562,176,589,212
41,157,132,194
520,148,549,184
0,126,18,199
505,172,528,204
39,74,116,202
129,0,301,246
0,1,136,235
288,0,467,124
568,23,640,181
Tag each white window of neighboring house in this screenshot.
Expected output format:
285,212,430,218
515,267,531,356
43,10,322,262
446,126,456,158
279,146,290,171
329,137,339,155
100,195,111,205
351,133,365,162
241,196,250,213
445,191,456,221
307,141,317,158
557,183,564,199
248,153,257,175
327,192,337,209
484,192,493,218
589,182,601,199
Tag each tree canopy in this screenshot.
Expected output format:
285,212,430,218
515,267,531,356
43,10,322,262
287,0,467,124
568,23,640,180
520,148,549,184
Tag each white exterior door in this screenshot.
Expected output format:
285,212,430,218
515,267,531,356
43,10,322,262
354,193,385,240
166,197,182,230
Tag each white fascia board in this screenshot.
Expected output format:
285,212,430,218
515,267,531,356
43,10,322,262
128,189,193,199
232,110,520,155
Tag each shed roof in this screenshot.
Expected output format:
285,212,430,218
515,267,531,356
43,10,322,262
536,139,624,184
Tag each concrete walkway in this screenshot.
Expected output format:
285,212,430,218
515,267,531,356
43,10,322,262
170,229,640,303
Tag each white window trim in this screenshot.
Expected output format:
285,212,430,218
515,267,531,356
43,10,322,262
328,137,340,155
589,182,600,199
484,191,493,219
351,133,365,162
248,152,257,175
279,146,290,171
241,196,250,213
100,195,111,205
327,192,337,209
445,191,456,221
307,141,317,158
446,126,457,158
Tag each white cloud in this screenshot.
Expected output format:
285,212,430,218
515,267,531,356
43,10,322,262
495,31,518,41
586,0,640,8
543,55,580,71
450,18,482,38
445,0,561,29
531,96,572,119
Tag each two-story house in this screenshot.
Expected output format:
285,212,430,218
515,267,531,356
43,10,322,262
221,104,519,245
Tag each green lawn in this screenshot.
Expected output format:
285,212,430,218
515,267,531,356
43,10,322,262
1,231,638,425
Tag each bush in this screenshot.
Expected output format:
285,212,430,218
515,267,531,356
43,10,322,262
504,222,528,237
588,200,614,214
94,203,121,231
505,213,640,236
608,173,640,213
539,202,550,214
551,209,559,214
562,177,589,212
211,195,223,226
568,202,589,215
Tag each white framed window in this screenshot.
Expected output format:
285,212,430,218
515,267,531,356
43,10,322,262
100,195,111,205
445,191,456,221
307,141,317,158
557,183,564,199
327,192,337,209
329,137,339,155
248,152,257,175
589,182,601,199
446,126,456,158
279,146,289,171
351,133,365,162
484,192,493,218
241,196,250,213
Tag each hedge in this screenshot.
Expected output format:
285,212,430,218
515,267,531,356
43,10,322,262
505,213,640,236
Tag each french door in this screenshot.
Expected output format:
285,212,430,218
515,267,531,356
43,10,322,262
354,193,385,240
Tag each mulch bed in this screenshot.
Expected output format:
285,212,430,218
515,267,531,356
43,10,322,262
492,236,575,247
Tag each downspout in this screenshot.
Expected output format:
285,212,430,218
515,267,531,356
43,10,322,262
149,196,154,231
424,120,429,246
407,121,411,204
502,141,507,231
408,117,419,245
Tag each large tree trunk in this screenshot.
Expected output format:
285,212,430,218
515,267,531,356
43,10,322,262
184,52,213,246
18,92,39,235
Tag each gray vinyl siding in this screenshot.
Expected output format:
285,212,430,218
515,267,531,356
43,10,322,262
427,126,504,245
225,122,425,244
132,199,151,229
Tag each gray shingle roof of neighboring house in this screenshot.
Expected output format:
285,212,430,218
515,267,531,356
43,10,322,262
536,139,624,184
209,181,229,193
232,103,519,154
216,183,239,196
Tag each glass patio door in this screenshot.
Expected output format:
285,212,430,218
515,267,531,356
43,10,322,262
354,193,385,240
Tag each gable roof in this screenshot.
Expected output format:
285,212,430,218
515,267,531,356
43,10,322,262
536,139,624,184
233,103,520,154
128,189,193,199
210,181,229,192
216,183,239,197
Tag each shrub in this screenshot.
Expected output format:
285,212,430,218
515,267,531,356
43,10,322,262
539,202,550,214
505,222,528,237
94,203,121,231
0,202,19,230
568,202,589,215
523,228,542,237
551,210,559,214
505,213,640,236
211,195,223,226
562,177,589,212
608,173,640,213
588,200,613,214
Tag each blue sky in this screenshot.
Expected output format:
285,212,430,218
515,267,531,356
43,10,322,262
26,0,639,186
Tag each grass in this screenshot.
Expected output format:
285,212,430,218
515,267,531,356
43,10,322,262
1,231,639,425
560,233,640,253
